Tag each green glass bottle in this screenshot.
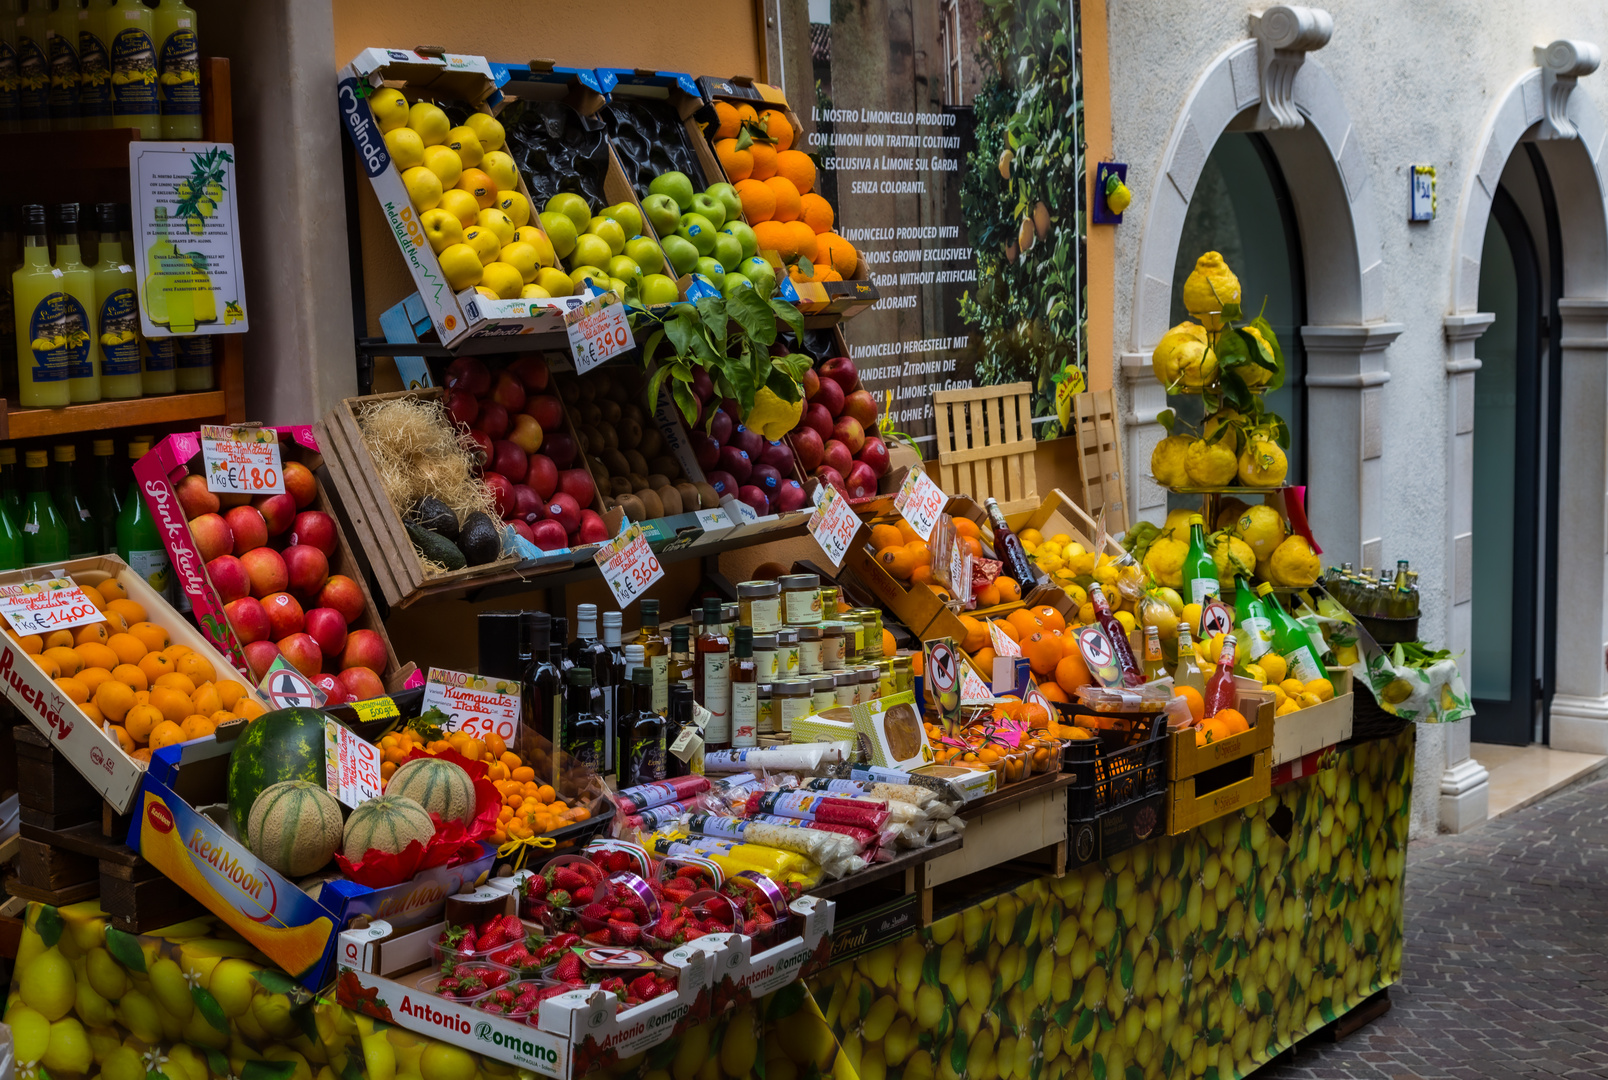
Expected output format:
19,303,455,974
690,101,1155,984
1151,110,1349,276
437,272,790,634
1232,574,1275,662
50,443,93,556
1255,582,1327,683
89,437,121,554
0,490,24,571
21,449,68,565
115,439,172,599
0,446,21,525
1183,514,1218,607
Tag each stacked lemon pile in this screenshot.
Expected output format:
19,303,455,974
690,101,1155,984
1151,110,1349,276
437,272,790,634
1141,503,1319,591
1181,630,1336,720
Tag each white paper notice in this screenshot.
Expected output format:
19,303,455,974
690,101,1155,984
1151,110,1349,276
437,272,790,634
129,141,248,337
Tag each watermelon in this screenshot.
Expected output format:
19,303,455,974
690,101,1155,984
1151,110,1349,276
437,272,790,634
343,794,434,860
246,780,344,877
386,757,476,826
227,707,338,836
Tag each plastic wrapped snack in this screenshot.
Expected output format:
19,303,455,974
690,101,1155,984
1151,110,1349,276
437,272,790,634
702,742,854,774
617,775,712,814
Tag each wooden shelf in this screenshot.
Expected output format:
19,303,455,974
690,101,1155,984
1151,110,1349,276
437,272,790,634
0,391,226,440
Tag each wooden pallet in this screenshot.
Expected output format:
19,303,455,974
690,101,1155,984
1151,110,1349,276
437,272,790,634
15,723,102,830
1069,389,1128,533
932,382,1039,514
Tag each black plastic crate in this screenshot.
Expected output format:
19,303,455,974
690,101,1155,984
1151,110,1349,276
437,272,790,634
1056,707,1168,821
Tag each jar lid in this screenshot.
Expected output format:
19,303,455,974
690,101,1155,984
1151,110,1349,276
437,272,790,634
773,679,810,695
796,625,823,640
779,574,820,589
833,672,856,687
738,580,781,598
759,684,773,695
753,634,777,649
820,621,845,634
777,629,798,643
858,667,880,682
811,676,837,692
722,603,740,620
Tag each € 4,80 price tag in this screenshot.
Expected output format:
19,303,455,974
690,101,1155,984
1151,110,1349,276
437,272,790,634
808,484,862,567
565,291,635,375
0,578,104,636
893,468,945,542
200,425,285,495
594,525,664,608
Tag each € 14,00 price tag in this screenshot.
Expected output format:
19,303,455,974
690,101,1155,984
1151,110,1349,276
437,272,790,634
0,579,104,636
595,525,664,608
325,719,383,808
200,425,285,495
808,484,862,567
565,291,635,375
893,468,945,542
988,619,1022,658
419,667,522,743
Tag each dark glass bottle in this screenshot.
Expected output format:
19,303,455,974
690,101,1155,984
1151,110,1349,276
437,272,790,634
50,443,93,557
730,626,757,747
669,622,694,693
984,496,1040,587
695,597,731,751
622,668,665,786
89,438,121,555
562,667,604,779
665,683,693,779
1088,582,1143,687
520,613,560,785
600,610,624,772
637,599,667,712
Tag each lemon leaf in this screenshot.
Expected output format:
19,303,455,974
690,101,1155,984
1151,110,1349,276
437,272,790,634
104,926,144,971
34,904,63,948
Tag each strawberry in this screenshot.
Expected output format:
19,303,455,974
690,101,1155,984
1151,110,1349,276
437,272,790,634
608,851,632,873
438,922,473,949
552,933,581,949
492,987,515,1005
547,889,573,910
610,906,636,923
575,860,606,884
571,886,593,905
496,944,532,969
481,967,511,989
610,922,642,946
476,922,510,951
535,943,560,965
554,867,589,893
524,874,549,899
583,928,613,945
629,974,659,1001
581,902,612,923
535,984,569,1004
676,865,706,880
554,952,584,983
599,976,629,999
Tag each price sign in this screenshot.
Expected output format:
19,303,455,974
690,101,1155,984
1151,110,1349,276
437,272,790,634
258,656,327,711
893,468,946,542
594,525,664,608
961,666,995,706
200,425,285,495
565,291,635,374
807,484,862,567
419,667,521,743
325,719,383,808
0,578,105,635
349,696,399,723
988,620,1021,657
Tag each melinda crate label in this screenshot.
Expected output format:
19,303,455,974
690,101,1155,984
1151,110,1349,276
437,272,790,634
420,667,521,743
807,484,861,567
565,290,634,374
0,578,104,635
595,525,663,608
893,468,945,541
326,718,383,808
200,425,285,495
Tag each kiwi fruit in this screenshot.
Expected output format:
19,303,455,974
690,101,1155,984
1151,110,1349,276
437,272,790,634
621,403,644,425
656,485,683,516
577,380,596,402
646,473,671,491
601,449,631,477
609,476,633,498
580,402,602,425
624,449,650,475
649,456,682,481
695,481,719,509
626,472,649,491
600,400,622,424
638,426,665,459
635,488,664,519
618,417,643,450
598,426,619,452
616,493,645,522
559,380,581,404
675,482,702,512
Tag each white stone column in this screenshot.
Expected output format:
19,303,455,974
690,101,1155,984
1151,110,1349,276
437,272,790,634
1120,354,1169,527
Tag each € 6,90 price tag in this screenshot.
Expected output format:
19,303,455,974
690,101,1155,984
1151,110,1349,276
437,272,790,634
419,667,522,743
595,525,664,608
200,425,285,495
893,468,945,542
565,291,635,375
0,578,105,636
808,484,862,567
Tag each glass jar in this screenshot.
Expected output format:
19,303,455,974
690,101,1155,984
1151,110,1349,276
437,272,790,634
820,621,846,671
834,671,858,708
781,573,822,626
777,629,800,676
842,614,863,666
874,662,895,702
738,580,782,633
811,676,838,714
854,608,884,659
757,684,775,734
753,633,779,682
797,625,823,675
773,679,810,733
819,584,839,618
722,603,740,637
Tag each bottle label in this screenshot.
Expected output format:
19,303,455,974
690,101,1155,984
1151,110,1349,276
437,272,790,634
650,654,669,713
747,596,781,634
784,589,821,625
17,34,47,123
126,547,173,602
1285,647,1325,683
821,633,844,670
177,335,212,369
701,653,730,742
47,29,80,115
757,695,774,734
1240,616,1273,659
0,41,19,121
812,690,836,712
27,295,74,383
798,638,822,675
629,730,666,786
78,30,110,116
98,288,141,376
565,733,602,775
754,647,777,682
144,337,177,372
111,29,158,115
60,294,92,379
836,685,857,708
731,682,758,746
778,694,808,732
157,28,199,115
1190,577,1218,606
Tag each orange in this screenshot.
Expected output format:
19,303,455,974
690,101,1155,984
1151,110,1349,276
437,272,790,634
75,623,109,645
773,150,816,194
155,672,196,697
764,176,801,222
878,544,917,581
101,610,128,634
106,598,147,626
993,700,1026,722
752,220,794,261
816,231,860,277
882,629,896,656
1033,605,1067,632
109,725,135,753
177,654,216,684
908,562,935,586
44,646,82,677
893,519,919,544
870,524,905,552
1007,609,1042,638
133,690,149,706
216,680,246,710
138,652,175,684
975,583,1001,608
54,677,89,704
44,629,75,650
1055,652,1093,693
148,720,186,752
236,698,265,720
1038,682,1069,704
150,686,192,725
735,103,760,127
180,714,217,741
784,220,818,265
1023,633,1061,677
1214,708,1249,735
78,583,106,611
32,654,60,678
16,634,41,655
93,679,136,722
958,615,987,653
74,642,119,671
799,193,833,234
735,178,776,223
77,668,112,696
973,646,997,671
996,577,1022,603
111,663,148,692
953,517,981,540
960,536,984,559
161,644,193,662
713,100,742,139
759,109,793,150
97,577,128,601
128,621,170,653
1174,685,1206,722
905,540,932,567
748,142,777,181
714,138,754,182
106,633,147,665
132,748,152,763
191,684,221,717
124,704,162,744
1025,702,1050,728
994,619,1022,643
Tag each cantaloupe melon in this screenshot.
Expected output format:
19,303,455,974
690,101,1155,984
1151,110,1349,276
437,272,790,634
386,757,476,826
342,794,434,860
246,781,344,877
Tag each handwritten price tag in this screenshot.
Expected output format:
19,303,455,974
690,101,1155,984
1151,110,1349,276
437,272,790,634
893,468,945,542
807,484,862,567
565,291,635,374
420,667,522,743
325,719,383,808
961,666,995,706
200,426,285,495
988,620,1022,657
0,579,106,635
594,525,664,608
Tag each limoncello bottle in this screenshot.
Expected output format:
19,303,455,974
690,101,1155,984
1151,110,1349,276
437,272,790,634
53,203,100,402
15,0,47,132
141,336,175,394
91,202,141,399
0,0,21,134
12,204,71,407
76,0,110,129
21,450,68,565
151,0,196,139
106,0,155,138
45,0,79,130
50,444,93,557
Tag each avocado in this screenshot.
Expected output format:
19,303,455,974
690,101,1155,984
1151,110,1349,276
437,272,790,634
457,512,503,567
406,522,466,571
407,496,459,541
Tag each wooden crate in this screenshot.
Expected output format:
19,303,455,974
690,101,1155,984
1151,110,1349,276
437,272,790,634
1070,390,1128,533
1167,750,1271,834
1272,668,1355,766
15,724,102,830
932,383,1038,515
1168,691,1275,781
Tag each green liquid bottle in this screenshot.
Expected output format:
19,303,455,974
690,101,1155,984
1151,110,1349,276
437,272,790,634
106,0,155,137
45,0,79,131
50,443,93,556
89,437,120,553
91,202,140,399
0,447,21,525
1255,582,1326,683
0,488,24,571
54,203,99,402
115,439,171,599
15,0,48,133
21,449,68,565
1183,514,1218,607
151,0,196,140
1232,574,1275,662
12,204,70,407
0,0,21,134
76,0,109,128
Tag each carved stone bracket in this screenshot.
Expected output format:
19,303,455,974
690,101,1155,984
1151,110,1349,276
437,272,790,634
1535,39,1601,140
1248,6,1334,131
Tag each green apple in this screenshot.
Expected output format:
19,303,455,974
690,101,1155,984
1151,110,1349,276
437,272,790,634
712,233,744,272
739,255,777,297
721,272,755,299
641,193,681,238
660,234,700,276
607,254,642,284
537,211,577,259
604,202,643,238
648,170,695,212
588,216,627,256
569,265,606,293
721,221,758,260
688,192,726,230
570,233,613,271
545,192,592,236
707,183,743,226
678,213,718,256
639,274,680,306
694,257,726,287
607,276,631,297
624,236,665,275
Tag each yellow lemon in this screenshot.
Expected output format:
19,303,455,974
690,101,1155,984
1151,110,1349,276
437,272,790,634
44,1016,93,1074
1258,652,1287,685
6,1004,49,1062
1142,536,1187,589
1151,433,1194,488
1276,698,1301,716
209,959,259,1017
1269,534,1321,587
1181,251,1241,330
1305,678,1335,702
149,957,194,1022
1279,677,1306,699
1184,437,1238,488
1150,321,1218,391
443,125,483,168
406,101,449,146
382,126,423,169
420,1042,478,1080
1235,504,1287,562
20,947,75,1021
1239,433,1288,487
1243,662,1266,684
437,188,481,228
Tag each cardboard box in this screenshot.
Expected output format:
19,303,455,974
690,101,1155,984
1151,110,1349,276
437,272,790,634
0,556,269,813
133,426,405,688
1271,667,1354,766
699,893,834,1005
850,691,932,770
597,69,723,196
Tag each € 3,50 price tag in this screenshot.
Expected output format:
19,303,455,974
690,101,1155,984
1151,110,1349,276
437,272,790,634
594,525,664,608
565,291,635,374
0,578,103,636
808,484,862,567
200,425,285,495
893,468,945,542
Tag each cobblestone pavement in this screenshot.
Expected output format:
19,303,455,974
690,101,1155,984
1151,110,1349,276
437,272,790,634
1255,775,1608,1079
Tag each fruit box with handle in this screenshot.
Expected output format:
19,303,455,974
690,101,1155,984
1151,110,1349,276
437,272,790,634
133,426,408,696
680,892,835,1015
0,555,272,814
133,734,498,990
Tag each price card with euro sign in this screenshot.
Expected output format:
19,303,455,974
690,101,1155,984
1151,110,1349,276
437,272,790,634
565,290,635,374
595,524,663,608
0,578,105,635
808,483,862,567
200,425,285,495
893,467,945,541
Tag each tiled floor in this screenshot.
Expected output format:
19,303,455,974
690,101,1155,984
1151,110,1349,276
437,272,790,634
1471,742,1607,819
1253,775,1608,1078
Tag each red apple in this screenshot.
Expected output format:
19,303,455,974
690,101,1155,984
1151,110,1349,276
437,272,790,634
317,575,366,623
689,365,714,402
492,371,527,413
530,519,569,551
261,592,305,638
484,471,516,519
776,478,808,512
577,509,609,544
705,470,737,499
525,453,559,500
791,427,824,472
843,390,879,430
845,460,878,499
810,377,845,418
542,432,577,469
822,439,853,476
546,492,581,537
444,356,491,396
801,367,820,399
277,633,323,678
558,468,596,508
859,436,891,477
239,546,288,598
730,425,764,461
340,628,388,673
467,429,494,468
176,473,220,519
509,354,550,392
282,461,318,509
252,492,297,536
692,433,720,470
288,510,337,557
737,485,770,517
477,401,510,440
313,672,349,706
759,441,793,471
283,544,330,597
206,555,250,603
305,607,349,658
512,483,543,523
446,388,479,427
226,505,267,555
814,465,847,496
751,462,782,497
708,409,733,446
491,440,529,481
243,639,281,681
337,666,386,702
717,446,752,483
509,413,543,454
803,403,833,440
225,597,271,645
526,394,564,431
820,355,859,394
189,512,234,562
831,416,866,454
510,519,536,543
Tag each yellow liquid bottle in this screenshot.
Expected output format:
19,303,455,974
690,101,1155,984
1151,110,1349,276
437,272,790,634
12,205,70,407
0,0,22,135
45,0,80,131
15,0,47,133
175,334,210,390
105,0,155,138
151,0,196,140
53,203,99,402
141,335,175,394
76,0,109,129
91,202,140,399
